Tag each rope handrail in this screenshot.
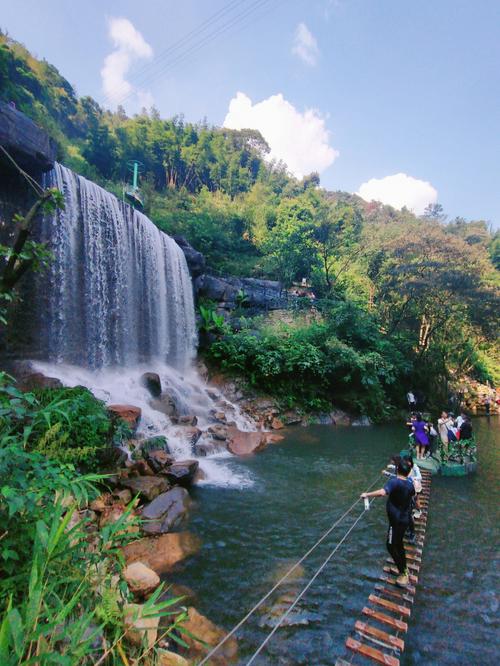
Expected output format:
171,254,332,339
245,506,369,665
198,470,384,665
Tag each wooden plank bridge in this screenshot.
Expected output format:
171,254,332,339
336,469,432,666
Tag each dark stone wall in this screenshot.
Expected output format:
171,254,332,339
0,101,57,174
0,103,56,361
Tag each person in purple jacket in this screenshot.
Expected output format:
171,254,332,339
412,412,430,460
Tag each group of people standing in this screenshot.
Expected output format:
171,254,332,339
406,409,473,459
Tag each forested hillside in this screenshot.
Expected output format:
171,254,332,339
1,30,499,416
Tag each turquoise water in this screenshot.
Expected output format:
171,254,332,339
176,418,500,665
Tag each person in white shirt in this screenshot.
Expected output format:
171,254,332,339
407,390,416,410
438,411,454,453
455,411,467,429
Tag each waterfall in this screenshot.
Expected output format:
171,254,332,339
29,163,254,488
40,163,197,369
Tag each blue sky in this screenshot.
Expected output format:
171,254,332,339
2,0,499,226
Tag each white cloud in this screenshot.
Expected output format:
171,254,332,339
223,92,338,178
292,22,319,66
101,17,153,108
357,173,438,215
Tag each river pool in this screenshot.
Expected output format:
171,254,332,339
177,417,500,665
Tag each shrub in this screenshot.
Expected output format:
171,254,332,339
207,302,411,418
0,376,114,469
30,386,113,468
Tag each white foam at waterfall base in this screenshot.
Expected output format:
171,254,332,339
33,361,255,489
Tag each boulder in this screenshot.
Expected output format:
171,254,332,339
182,427,202,448
194,441,220,457
176,415,198,426
165,461,199,487
314,413,333,425
263,432,285,445
151,393,179,419
193,468,207,483
119,476,169,501
330,409,351,426
173,236,206,278
352,416,372,427
126,459,155,476
140,372,162,398
123,562,160,598
282,411,302,426
180,607,237,664
208,425,228,441
123,532,201,574
227,427,267,456
142,487,190,534
123,603,159,648
108,404,141,429
270,417,284,430
210,410,227,423
17,372,63,392
147,449,174,473
157,650,190,666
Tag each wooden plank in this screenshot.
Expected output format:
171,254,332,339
346,637,400,665
369,594,411,617
379,575,416,595
355,620,405,651
383,565,418,584
362,606,408,632
374,584,414,604
404,545,423,554
404,552,421,563
386,558,419,572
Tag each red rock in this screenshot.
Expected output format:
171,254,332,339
123,562,160,597
108,404,142,429
18,372,63,392
226,427,267,456
270,418,284,430
124,603,159,648
123,532,201,574
263,432,285,445
180,607,238,664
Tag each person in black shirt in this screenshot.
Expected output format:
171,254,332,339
459,416,473,440
361,459,415,587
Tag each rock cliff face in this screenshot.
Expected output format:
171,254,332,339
194,273,286,312
172,237,287,313
0,101,57,174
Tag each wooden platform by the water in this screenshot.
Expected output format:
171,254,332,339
336,469,432,666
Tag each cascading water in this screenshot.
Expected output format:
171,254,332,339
40,163,197,369
30,163,254,487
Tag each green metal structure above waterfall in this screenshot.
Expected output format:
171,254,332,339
124,159,144,210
